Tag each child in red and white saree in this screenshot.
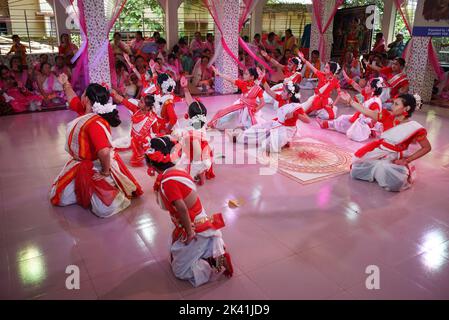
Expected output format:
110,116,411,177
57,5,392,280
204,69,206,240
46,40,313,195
111,89,161,167
319,77,384,142
298,51,342,120
145,137,233,287
340,92,431,192
175,78,215,185
50,80,143,217
260,51,303,108
208,67,265,130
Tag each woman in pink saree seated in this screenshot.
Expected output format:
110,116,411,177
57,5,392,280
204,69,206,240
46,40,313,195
37,62,66,108
208,66,265,130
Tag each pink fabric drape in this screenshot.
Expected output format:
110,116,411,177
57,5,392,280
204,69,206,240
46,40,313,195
394,0,444,80
203,0,273,73
203,0,245,69
312,0,343,60
64,0,89,91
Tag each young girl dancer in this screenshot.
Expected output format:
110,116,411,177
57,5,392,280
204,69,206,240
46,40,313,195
340,91,431,192
145,136,233,287
110,89,160,167
208,66,265,130
155,73,179,134
260,50,303,108
297,51,342,120
230,79,311,153
174,77,215,185
318,75,384,142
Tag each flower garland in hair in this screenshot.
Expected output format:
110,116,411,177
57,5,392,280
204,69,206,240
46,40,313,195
292,57,303,71
334,62,341,74
374,77,385,89
145,137,182,164
161,77,176,94
92,101,116,114
413,93,423,110
189,114,208,128
285,80,301,100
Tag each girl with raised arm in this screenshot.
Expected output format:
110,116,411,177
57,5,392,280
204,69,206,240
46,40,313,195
174,77,215,185
318,76,384,142
297,51,342,120
260,50,303,108
208,66,265,130
110,88,160,167
230,79,311,153
339,91,431,192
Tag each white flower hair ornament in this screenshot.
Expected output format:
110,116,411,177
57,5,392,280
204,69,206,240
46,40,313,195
334,62,341,74
189,114,208,127
292,57,303,71
161,77,176,94
285,80,301,100
92,101,117,114
413,93,423,110
374,77,385,89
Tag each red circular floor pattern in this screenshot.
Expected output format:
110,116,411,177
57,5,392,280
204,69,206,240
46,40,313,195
277,142,353,173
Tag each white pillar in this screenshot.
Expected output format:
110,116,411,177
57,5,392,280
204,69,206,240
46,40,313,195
382,0,396,45
214,0,239,94
50,0,70,44
406,37,435,102
158,0,182,50
250,0,267,39
310,0,335,62
82,0,111,85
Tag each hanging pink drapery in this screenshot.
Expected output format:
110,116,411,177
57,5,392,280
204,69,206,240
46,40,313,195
202,0,273,73
312,0,343,60
394,0,444,80
60,0,89,91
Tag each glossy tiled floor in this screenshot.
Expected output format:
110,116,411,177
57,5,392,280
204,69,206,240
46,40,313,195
1,91,449,300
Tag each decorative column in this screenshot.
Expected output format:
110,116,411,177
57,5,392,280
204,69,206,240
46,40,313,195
214,0,239,94
381,0,396,45
406,37,435,102
82,0,111,85
310,0,335,63
158,0,182,51
50,0,70,43
250,0,267,39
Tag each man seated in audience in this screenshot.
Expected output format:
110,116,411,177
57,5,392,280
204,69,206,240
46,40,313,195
387,33,406,59
263,32,279,54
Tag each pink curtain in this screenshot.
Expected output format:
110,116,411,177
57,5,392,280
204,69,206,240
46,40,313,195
62,0,89,91
312,0,343,60
394,0,444,80
203,0,273,73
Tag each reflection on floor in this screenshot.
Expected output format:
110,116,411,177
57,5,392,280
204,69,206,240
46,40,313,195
1,91,449,300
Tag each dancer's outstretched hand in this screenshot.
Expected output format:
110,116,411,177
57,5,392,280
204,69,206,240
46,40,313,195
297,50,305,60
123,53,131,66
256,67,265,80
58,73,69,85
339,91,352,104
149,59,156,70
180,76,188,88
